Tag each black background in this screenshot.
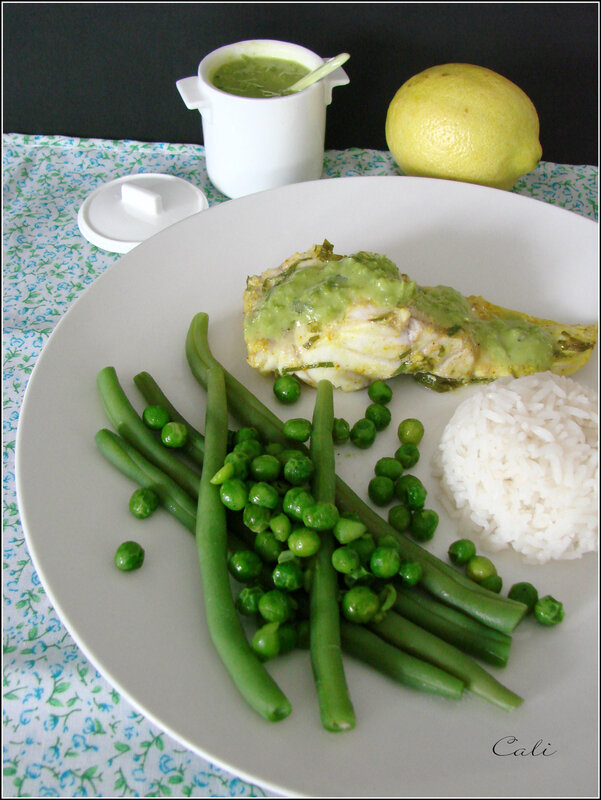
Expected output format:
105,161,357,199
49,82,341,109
3,2,599,165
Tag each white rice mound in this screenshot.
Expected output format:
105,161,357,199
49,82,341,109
435,372,599,564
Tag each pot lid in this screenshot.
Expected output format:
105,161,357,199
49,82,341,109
77,173,209,253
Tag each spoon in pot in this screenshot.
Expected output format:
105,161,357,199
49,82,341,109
285,52,350,93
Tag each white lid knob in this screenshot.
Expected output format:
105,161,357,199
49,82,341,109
77,173,209,253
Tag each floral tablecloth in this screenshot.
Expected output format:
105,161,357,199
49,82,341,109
2,132,598,798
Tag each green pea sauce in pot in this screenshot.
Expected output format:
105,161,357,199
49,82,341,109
211,55,311,98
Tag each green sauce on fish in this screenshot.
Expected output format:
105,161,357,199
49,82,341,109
243,243,597,391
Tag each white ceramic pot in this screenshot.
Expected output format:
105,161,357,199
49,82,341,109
176,39,349,198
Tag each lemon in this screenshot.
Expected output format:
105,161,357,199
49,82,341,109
385,63,542,190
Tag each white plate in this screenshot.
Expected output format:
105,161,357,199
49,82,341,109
16,177,599,798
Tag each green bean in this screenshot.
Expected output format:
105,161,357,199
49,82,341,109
370,612,522,711
341,622,464,700
94,429,197,532
97,367,201,499
133,371,205,467
393,584,511,667
96,428,275,593
184,313,527,634
308,379,356,731
97,421,518,710
333,482,527,634
195,364,291,722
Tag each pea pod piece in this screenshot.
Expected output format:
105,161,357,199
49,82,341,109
534,595,565,627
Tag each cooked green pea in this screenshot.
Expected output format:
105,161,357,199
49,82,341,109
269,512,292,542
283,417,312,442
368,476,395,506
332,515,367,545
259,589,293,623
370,546,401,579
277,447,305,465
129,487,159,519
248,481,280,509
283,454,314,486
224,451,250,478
332,417,350,444
250,454,281,482
448,538,476,566
271,479,290,497
243,503,271,534
465,555,497,583
375,457,403,481
388,504,411,533
287,527,321,558
480,574,503,593
227,550,263,583
508,581,538,614
397,418,424,445
341,585,380,623
282,487,315,521
211,451,253,485
350,418,377,449
277,623,298,655
219,478,248,511
348,533,376,565
254,529,284,562
235,585,264,616
395,474,427,509
410,508,439,542
331,545,361,574
234,426,260,444
343,565,374,589
395,443,420,469
534,595,565,626
301,502,339,531
252,622,281,660
365,403,392,431
264,442,285,458
233,438,263,459
368,380,392,404
142,404,170,430
272,561,304,592
398,559,423,586
160,421,188,448
378,534,401,550
114,540,145,571
273,374,301,404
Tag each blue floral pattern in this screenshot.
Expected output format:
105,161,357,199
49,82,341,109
3,132,598,797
